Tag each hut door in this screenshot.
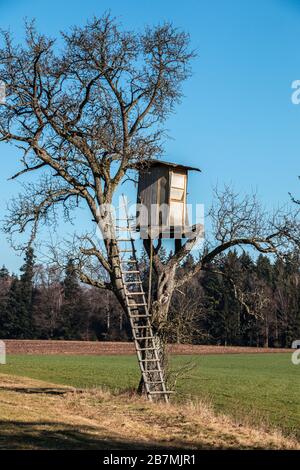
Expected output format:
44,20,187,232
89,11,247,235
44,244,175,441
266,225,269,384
169,170,186,226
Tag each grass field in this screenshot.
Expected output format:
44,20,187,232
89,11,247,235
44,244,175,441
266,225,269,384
1,353,299,438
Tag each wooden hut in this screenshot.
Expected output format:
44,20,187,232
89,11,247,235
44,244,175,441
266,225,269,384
136,160,201,238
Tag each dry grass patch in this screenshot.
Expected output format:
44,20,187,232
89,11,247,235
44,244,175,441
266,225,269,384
0,373,298,450
66,388,299,450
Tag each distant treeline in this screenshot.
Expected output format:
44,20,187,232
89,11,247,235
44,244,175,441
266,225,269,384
0,248,299,347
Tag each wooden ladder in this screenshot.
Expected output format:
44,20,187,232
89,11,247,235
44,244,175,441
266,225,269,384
115,213,171,403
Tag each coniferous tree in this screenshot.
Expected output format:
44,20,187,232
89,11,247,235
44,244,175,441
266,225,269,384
0,266,10,337
200,265,225,344
0,266,10,305
1,249,35,338
58,259,88,339
19,247,35,331
1,275,19,337
0,266,9,279
1,247,300,346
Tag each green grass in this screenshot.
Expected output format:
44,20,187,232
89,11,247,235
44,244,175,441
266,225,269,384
1,353,299,437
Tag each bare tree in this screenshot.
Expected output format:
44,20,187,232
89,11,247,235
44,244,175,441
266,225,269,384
168,286,208,344
0,15,298,393
144,187,298,349
33,264,64,337
0,16,193,300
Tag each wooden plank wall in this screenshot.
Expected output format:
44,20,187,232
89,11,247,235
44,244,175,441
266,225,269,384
137,166,170,229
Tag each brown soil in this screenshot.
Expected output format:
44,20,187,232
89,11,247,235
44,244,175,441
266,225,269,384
3,339,292,355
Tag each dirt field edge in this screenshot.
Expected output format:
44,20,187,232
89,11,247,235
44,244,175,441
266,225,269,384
2,339,292,356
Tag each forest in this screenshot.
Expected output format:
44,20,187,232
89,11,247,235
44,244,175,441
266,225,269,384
0,246,299,348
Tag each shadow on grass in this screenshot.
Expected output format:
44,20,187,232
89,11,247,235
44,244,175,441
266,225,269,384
0,420,188,450
0,386,74,396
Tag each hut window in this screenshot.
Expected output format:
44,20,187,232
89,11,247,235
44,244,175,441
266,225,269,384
170,188,185,202
171,172,185,189
169,171,186,226
170,172,186,202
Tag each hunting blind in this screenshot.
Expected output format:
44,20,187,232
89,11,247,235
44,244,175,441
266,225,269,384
136,160,201,238
114,159,201,402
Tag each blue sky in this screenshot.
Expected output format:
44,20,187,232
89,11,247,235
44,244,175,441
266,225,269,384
0,0,300,272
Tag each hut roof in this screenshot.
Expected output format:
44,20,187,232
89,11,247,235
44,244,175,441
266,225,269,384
133,159,201,173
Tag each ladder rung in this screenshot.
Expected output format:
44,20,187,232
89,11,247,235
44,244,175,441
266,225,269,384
117,238,132,241
115,218,134,221
131,314,149,318
134,325,149,329
129,308,147,311
119,250,132,253
148,391,174,394
120,260,137,263
140,359,159,362
126,292,145,296
128,303,147,307
128,303,145,308
135,336,154,340
147,381,164,384
122,270,140,274
125,281,142,284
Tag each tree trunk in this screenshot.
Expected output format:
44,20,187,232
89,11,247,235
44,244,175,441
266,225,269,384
264,316,269,348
